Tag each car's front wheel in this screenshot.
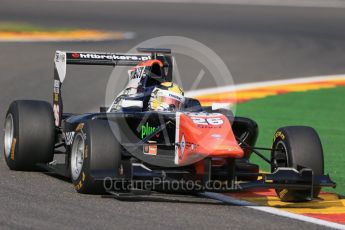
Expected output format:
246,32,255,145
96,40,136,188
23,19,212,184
271,126,324,202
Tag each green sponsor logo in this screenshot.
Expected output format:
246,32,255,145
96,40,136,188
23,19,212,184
141,122,156,139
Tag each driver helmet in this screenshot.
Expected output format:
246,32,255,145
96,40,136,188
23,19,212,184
148,82,185,111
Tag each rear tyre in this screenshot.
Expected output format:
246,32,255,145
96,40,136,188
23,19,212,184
3,100,55,170
70,120,121,194
271,126,324,202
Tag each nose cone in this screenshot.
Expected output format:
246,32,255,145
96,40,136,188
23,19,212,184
175,113,244,166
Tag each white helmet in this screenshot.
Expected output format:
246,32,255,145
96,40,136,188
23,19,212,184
148,82,185,112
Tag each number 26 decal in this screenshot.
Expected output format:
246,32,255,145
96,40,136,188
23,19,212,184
191,117,224,125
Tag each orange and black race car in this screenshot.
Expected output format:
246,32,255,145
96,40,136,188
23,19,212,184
3,48,335,202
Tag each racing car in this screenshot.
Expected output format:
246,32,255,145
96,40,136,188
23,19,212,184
3,48,335,202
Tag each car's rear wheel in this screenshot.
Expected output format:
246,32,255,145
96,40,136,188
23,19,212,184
70,120,122,194
3,100,55,170
271,126,324,202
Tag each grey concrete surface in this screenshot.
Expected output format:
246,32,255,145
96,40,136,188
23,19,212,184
57,0,345,9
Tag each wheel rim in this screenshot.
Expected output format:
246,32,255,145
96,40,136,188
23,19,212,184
71,133,85,181
274,141,289,169
4,114,14,158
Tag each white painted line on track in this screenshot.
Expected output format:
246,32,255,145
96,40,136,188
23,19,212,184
185,74,345,97
201,192,345,230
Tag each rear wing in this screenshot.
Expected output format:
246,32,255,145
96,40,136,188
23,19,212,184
53,48,173,127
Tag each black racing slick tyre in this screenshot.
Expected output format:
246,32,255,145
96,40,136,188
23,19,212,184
3,100,55,171
70,120,121,194
271,126,324,202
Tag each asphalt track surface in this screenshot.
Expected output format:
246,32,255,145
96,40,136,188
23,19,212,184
1,1,345,229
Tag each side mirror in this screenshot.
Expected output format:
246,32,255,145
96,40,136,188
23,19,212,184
212,102,233,111
121,100,143,109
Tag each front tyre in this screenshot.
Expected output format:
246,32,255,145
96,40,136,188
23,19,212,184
3,100,55,170
271,126,324,202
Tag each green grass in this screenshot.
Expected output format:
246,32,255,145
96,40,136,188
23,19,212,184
236,86,345,194
0,22,75,32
